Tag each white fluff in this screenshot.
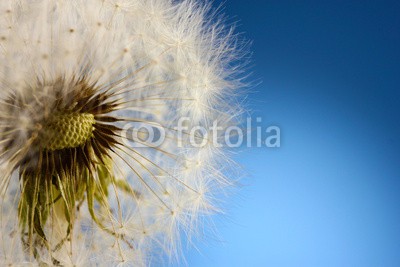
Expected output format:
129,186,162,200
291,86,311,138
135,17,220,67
0,0,244,265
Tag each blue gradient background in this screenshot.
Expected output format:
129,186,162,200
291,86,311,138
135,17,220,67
182,1,400,266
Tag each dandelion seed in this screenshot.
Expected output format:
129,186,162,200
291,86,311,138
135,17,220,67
0,0,245,265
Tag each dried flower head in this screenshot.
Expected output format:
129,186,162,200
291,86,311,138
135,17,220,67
0,0,244,265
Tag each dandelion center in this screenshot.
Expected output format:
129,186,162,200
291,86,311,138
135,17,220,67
40,112,95,151
0,75,123,262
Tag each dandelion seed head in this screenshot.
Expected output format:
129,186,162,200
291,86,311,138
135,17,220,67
0,0,246,265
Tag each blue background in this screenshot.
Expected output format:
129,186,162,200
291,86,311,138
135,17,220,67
183,1,400,266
